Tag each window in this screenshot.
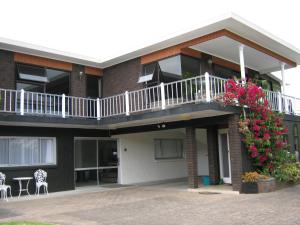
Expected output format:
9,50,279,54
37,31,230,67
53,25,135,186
0,137,56,167
138,55,200,85
138,62,157,84
16,63,70,95
294,124,299,151
154,139,183,160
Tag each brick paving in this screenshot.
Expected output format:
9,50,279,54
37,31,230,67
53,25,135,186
0,182,299,225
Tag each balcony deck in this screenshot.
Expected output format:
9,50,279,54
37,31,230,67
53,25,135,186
0,74,299,129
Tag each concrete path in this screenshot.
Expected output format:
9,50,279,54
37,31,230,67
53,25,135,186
0,182,299,225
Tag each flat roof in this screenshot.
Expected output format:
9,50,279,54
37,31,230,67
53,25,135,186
1,13,300,70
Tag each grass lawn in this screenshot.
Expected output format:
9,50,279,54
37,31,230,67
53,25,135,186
0,222,55,225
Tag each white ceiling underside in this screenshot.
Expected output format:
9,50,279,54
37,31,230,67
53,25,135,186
191,36,292,73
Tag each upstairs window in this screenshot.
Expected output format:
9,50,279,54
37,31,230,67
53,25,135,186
138,62,156,84
138,55,200,85
16,63,70,95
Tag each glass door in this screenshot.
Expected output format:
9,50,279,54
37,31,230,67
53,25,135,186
74,138,118,187
74,139,98,187
98,140,118,184
218,129,231,184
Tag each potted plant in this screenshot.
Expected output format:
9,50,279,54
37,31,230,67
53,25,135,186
241,172,276,194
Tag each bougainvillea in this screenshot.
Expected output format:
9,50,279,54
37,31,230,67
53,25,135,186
223,80,289,173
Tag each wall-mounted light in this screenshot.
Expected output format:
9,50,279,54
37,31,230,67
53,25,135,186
79,71,84,80
207,58,213,65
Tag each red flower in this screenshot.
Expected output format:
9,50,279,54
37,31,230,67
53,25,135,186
263,133,270,140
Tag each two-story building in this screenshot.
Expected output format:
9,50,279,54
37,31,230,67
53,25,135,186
1,14,300,193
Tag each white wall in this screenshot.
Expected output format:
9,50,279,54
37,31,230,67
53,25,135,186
113,128,209,185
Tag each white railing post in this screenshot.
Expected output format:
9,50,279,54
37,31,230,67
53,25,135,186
160,82,166,110
20,89,24,115
125,91,130,116
62,94,66,118
96,98,101,120
278,92,282,112
205,72,211,102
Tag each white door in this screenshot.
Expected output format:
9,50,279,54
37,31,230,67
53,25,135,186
218,129,231,184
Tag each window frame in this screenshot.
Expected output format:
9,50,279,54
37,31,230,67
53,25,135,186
0,136,57,168
154,138,184,160
15,63,71,95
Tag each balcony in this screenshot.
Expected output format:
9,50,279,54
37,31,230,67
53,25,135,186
0,74,299,123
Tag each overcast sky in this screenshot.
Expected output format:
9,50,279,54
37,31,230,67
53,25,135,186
1,0,300,96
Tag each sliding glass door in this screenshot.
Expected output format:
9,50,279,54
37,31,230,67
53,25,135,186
74,138,118,187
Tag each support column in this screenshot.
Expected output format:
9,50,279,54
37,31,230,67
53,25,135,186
186,127,198,188
228,114,243,191
281,62,286,95
239,45,246,82
207,126,220,184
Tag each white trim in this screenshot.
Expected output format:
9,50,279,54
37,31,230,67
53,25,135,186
218,129,232,184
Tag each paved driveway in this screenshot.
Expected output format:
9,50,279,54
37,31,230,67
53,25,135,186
0,182,299,225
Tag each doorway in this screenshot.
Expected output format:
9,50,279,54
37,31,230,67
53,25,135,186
218,129,231,184
74,138,118,187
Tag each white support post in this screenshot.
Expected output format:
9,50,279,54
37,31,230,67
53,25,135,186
281,62,286,95
205,72,211,102
280,62,289,114
278,92,282,113
62,94,66,118
160,82,166,110
96,98,101,120
20,89,24,115
125,91,130,116
239,44,246,83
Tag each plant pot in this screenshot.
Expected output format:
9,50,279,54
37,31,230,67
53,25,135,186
241,177,276,194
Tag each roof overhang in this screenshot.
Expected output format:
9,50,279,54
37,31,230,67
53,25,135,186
0,13,300,70
190,36,293,73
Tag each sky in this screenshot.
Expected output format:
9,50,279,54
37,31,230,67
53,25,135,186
1,0,300,96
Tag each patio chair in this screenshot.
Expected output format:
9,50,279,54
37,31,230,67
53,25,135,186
0,172,12,201
34,169,49,195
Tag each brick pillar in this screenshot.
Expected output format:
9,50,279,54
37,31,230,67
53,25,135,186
0,50,15,89
207,126,220,184
70,64,86,97
186,127,198,188
228,114,243,191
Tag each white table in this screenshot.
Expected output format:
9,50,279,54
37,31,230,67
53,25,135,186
13,177,33,198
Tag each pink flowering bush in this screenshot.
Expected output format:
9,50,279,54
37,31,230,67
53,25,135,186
223,80,290,173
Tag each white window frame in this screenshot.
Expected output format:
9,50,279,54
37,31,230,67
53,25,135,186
0,136,57,168
154,138,184,160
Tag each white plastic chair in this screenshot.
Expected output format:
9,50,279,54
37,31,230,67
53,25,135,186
0,172,12,201
34,169,48,195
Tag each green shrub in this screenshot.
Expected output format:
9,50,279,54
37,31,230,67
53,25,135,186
273,162,300,183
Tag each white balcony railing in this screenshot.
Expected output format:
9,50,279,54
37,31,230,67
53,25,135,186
0,73,300,120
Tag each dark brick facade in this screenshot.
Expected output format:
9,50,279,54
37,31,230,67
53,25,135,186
207,126,220,184
186,127,198,188
0,50,15,89
102,58,142,97
70,64,86,97
228,114,243,191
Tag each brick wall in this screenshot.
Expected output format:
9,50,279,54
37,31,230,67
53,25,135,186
70,64,86,97
186,127,198,188
207,126,220,184
228,114,243,191
0,50,15,89
102,58,143,97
